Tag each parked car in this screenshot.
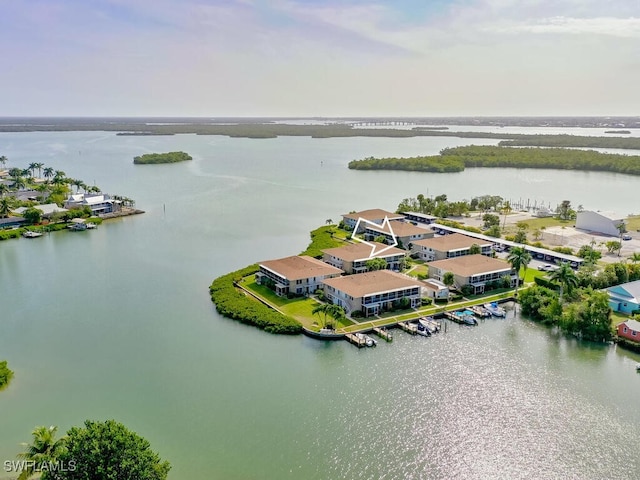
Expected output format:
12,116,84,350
622,233,632,241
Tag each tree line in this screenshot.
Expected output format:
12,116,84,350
348,145,640,176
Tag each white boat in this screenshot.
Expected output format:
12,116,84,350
419,317,438,334
86,222,97,229
355,333,377,347
471,305,491,318
636,364,640,372
484,302,506,317
22,230,43,238
416,322,431,337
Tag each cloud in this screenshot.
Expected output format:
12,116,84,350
489,16,640,38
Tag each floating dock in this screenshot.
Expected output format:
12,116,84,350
345,333,367,348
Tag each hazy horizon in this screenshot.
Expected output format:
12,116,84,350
1,1,639,117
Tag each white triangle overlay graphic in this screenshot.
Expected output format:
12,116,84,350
351,216,398,258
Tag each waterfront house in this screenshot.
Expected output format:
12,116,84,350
617,319,640,342
322,242,406,274
256,255,343,297
13,203,68,218
322,270,422,317
411,233,492,262
607,280,640,314
341,209,404,233
427,254,515,294
576,210,625,237
364,221,433,249
64,193,119,215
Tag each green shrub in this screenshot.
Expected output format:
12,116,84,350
209,265,302,334
0,229,22,241
0,361,13,390
299,225,345,258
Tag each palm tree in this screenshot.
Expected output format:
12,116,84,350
27,163,38,178
507,246,532,296
13,176,27,190
630,252,640,264
17,425,66,480
0,155,7,169
501,200,511,230
312,303,331,327
33,162,44,179
0,197,11,218
549,262,578,303
43,167,54,183
0,184,8,197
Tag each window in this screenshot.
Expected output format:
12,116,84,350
623,327,628,333
633,331,637,336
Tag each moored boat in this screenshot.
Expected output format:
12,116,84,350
419,317,438,334
484,302,506,317
471,305,491,318
416,322,431,337
22,230,43,238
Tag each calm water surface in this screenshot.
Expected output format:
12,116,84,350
1,131,640,479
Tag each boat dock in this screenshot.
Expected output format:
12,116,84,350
373,327,393,342
397,321,418,335
345,333,368,348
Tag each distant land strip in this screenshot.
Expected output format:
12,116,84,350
348,146,640,176
1,121,640,149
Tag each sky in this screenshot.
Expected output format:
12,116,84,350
1,0,639,117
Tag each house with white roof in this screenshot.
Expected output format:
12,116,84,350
607,280,640,314
64,193,119,215
13,203,68,218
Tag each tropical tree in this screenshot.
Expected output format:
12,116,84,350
9,167,22,178
17,425,67,480
0,184,8,197
23,207,42,225
0,155,7,168
325,218,333,225
55,419,171,480
365,258,388,271
507,246,532,296
43,167,54,182
532,228,542,241
33,162,44,178
442,271,455,291
630,252,640,264
13,176,27,190
312,303,331,327
28,162,38,178
501,200,511,229
0,197,11,218
513,229,527,244
548,262,579,303
469,243,481,255
557,200,572,220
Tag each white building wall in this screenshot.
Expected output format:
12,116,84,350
576,211,624,237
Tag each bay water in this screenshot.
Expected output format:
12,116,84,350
1,130,640,479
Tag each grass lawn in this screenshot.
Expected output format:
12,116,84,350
242,275,354,330
406,265,429,278
523,268,545,283
626,215,640,232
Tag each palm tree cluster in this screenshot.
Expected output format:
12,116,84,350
312,303,346,329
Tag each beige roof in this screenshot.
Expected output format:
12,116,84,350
323,270,421,298
413,233,491,251
429,254,512,277
260,255,343,281
342,209,404,222
322,242,405,262
367,221,429,237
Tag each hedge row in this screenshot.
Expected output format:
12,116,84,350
209,264,302,335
